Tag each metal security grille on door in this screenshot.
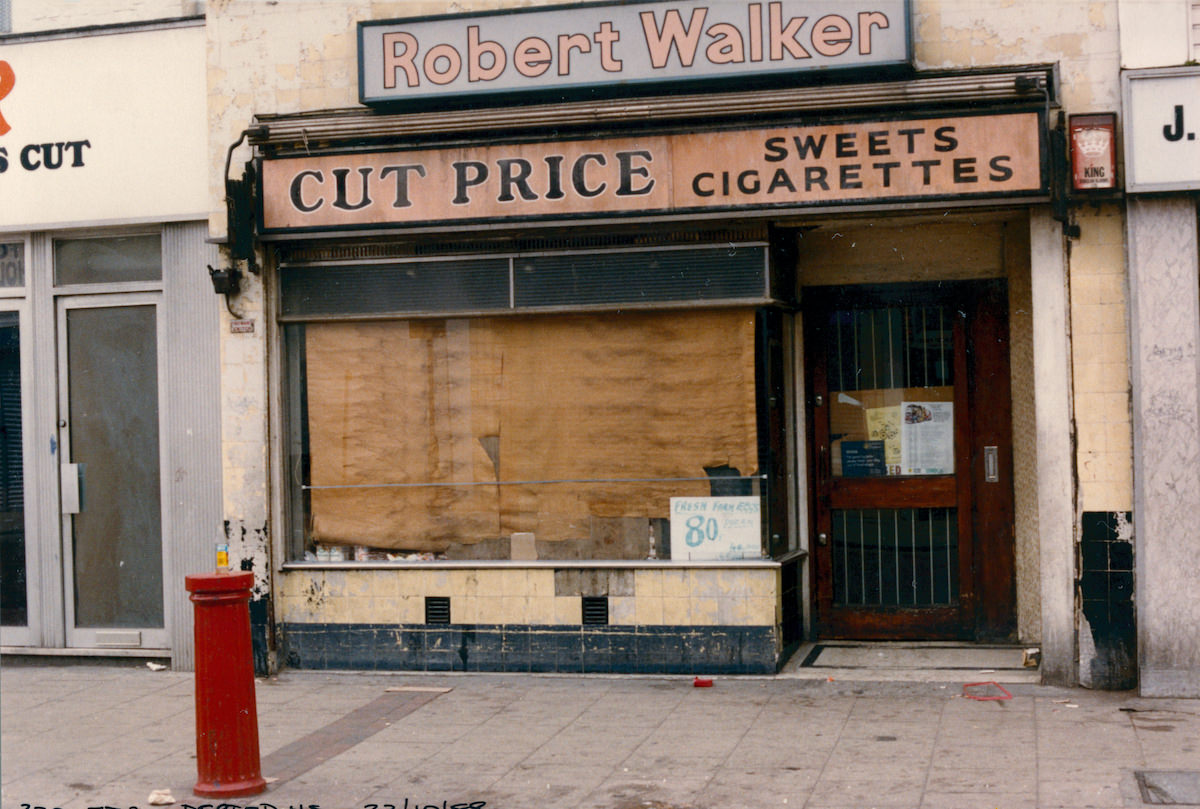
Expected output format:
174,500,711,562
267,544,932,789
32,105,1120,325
832,508,958,607
829,306,952,393
825,304,960,610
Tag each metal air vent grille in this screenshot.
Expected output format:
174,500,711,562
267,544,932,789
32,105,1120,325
425,596,451,625
581,596,609,626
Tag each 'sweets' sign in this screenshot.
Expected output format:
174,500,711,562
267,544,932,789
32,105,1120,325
359,0,911,106
260,112,1047,233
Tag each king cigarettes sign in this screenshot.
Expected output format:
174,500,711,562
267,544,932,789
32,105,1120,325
260,112,1046,233
359,0,910,106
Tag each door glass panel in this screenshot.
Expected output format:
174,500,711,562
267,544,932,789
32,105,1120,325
0,312,25,626
828,306,954,477
0,242,25,288
55,235,161,286
831,508,959,607
67,305,163,628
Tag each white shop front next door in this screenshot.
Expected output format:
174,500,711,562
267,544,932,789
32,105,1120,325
0,234,171,654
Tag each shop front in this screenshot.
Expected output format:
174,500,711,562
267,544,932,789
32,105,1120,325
236,1,1065,674
1122,64,1200,696
0,17,221,668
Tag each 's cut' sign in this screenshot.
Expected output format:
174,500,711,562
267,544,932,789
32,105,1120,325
359,0,911,106
260,112,1046,233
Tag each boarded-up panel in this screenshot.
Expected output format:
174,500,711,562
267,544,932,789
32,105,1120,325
798,223,1005,287
305,309,759,555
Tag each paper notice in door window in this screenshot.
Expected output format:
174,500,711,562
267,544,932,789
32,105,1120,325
865,405,902,473
901,402,954,475
840,441,887,477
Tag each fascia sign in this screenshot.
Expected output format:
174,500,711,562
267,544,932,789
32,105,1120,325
1122,66,1200,193
259,111,1047,234
359,0,911,106
0,26,208,229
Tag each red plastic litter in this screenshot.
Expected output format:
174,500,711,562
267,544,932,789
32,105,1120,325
693,677,714,687
962,681,1013,701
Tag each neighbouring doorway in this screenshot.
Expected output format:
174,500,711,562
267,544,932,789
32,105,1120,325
56,294,167,649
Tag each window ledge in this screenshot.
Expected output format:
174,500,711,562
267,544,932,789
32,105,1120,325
280,558,782,571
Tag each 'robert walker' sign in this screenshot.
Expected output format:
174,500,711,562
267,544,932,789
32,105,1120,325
260,112,1045,233
359,0,910,105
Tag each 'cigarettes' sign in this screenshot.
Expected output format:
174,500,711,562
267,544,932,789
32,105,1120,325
358,0,910,106
260,112,1046,233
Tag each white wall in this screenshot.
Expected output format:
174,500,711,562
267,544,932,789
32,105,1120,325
1119,0,1192,68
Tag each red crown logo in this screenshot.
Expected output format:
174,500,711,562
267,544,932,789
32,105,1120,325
1074,127,1110,158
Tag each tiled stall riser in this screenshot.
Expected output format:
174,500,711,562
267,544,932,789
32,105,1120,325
278,566,780,674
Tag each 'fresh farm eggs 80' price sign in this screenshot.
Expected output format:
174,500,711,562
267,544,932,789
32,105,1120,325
669,496,761,561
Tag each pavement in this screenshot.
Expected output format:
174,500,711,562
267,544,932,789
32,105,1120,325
2,658,1199,809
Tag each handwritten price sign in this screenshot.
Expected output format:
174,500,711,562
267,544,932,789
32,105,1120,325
669,496,762,561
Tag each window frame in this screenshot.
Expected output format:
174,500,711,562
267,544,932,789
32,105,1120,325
272,240,797,567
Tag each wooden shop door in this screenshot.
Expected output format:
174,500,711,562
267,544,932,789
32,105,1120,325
804,281,1015,640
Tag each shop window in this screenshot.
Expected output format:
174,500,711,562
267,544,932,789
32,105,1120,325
283,308,764,562
54,234,161,286
0,311,23,626
279,246,770,319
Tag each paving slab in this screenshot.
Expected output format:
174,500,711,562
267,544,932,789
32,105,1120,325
2,660,1198,809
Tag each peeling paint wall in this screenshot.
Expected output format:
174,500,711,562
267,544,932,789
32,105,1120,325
913,0,1121,110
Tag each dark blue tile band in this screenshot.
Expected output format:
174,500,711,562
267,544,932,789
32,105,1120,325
281,622,778,674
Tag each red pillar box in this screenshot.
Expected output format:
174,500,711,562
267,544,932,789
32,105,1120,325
185,571,267,798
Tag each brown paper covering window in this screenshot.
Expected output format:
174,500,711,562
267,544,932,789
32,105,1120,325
304,309,759,555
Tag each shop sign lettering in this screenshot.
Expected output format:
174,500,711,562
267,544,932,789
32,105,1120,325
0,60,92,175
0,140,92,173
1122,67,1200,192
359,0,910,105
260,112,1046,233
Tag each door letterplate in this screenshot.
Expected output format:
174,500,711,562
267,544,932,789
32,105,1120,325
984,446,999,483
